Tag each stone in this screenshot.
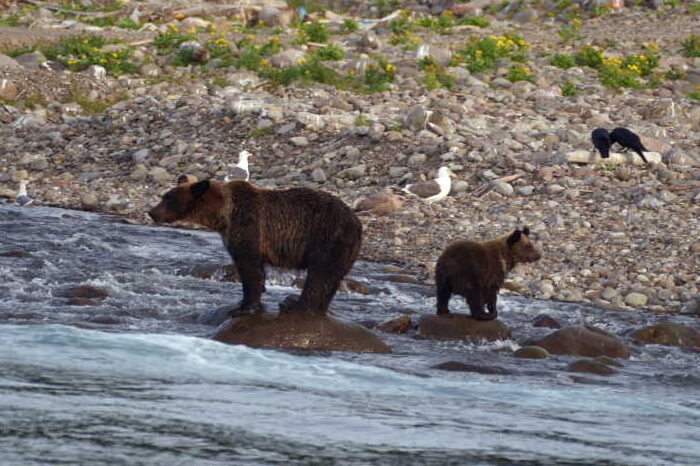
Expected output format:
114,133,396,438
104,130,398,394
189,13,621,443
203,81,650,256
0,79,17,100
513,8,538,24
433,361,510,374
337,165,366,180
377,315,412,334
259,7,295,27
514,346,550,359
533,325,630,359
450,180,469,195
339,278,371,295
0,53,21,69
310,167,327,183
270,49,306,68
630,322,700,347
140,63,161,77
567,359,617,376
624,292,648,307
404,105,430,131
417,314,511,342
178,41,209,63
148,167,171,182
290,136,308,147
213,312,391,353
564,150,662,165
492,180,514,196
532,314,561,329
80,194,100,211
54,285,108,300
14,51,46,68
86,65,107,80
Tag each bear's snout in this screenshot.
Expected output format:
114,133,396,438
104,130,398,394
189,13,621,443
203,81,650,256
148,207,161,222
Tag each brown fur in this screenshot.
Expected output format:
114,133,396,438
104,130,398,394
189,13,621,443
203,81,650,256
435,227,541,320
149,179,362,316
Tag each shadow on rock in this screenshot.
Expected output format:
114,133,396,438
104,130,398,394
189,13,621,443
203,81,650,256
213,312,391,353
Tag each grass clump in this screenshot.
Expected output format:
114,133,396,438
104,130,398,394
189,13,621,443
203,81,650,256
681,34,700,57
571,42,660,89
417,11,456,35
154,28,197,55
506,64,533,83
453,33,528,73
560,80,578,96
0,14,21,27
43,36,137,75
457,16,490,28
295,21,330,44
312,44,345,61
340,19,359,34
418,56,455,90
550,53,577,69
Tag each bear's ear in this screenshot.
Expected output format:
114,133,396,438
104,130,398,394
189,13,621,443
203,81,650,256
522,226,530,236
507,229,522,246
176,175,189,185
190,180,210,199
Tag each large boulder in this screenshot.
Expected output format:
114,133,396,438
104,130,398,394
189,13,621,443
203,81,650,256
417,314,511,341
533,325,630,359
213,312,391,353
630,322,700,347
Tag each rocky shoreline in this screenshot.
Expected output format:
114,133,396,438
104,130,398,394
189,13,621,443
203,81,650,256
0,0,698,314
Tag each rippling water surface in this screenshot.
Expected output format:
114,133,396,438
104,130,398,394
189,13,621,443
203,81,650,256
1,204,699,465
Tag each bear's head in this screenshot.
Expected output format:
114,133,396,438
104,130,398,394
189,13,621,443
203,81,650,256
149,179,223,227
506,226,542,263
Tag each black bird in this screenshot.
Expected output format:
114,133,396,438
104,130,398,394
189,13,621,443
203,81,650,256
610,127,649,164
591,127,612,159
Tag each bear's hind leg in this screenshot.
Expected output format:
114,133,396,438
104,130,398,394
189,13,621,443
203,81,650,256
466,287,489,320
484,287,499,320
436,280,452,315
291,265,345,315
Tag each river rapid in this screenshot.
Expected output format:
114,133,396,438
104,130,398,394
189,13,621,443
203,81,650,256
1,203,699,465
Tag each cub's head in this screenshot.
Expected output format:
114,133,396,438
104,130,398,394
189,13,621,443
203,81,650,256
506,226,542,263
148,178,215,224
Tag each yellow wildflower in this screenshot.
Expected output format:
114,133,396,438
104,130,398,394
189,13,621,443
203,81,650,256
296,58,306,64
386,63,395,72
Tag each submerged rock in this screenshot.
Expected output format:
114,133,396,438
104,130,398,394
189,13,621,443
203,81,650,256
213,312,391,353
433,361,511,374
630,322,700,348
533,325,630,359
567,358,618,376
377,315,412,334
417,314,511,341
54,285,109,300
532,314,561,329
514,346,550,359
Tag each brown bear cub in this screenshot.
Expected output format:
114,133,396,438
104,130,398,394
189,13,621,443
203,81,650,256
435,227,541,320
149,179,362,316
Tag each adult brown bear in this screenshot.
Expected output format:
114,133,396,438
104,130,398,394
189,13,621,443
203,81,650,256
435,227,541,320
149,179,362,316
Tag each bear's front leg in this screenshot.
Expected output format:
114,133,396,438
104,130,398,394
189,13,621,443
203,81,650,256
483,287,499,320
230,251,266,316
466,288,490,320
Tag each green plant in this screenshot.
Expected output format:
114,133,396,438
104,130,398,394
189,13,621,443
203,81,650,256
681,34,700,58
664,66,686,80
688,91,700,101
418,56,455,90
70,90,126,115
362,56,396,92
154,28,197,54
0,14,21,27
506,64,533,82
560,80,578,96
372,0,401,17
355,114,371,127
417,11,456,35
598,64,643,89
574,45,604,68
456,15,490,28
453,33,528,73
247,127,272,138
295,21,330,44
340,18,359,34
117,18,141,30
557,17,582,43
550,53,576,69
312,44,345,61
43,36,137,75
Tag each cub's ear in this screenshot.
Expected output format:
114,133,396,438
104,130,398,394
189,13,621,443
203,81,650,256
176,174,189,185
522,226,530,236
507,229,522,246
190,180,210,199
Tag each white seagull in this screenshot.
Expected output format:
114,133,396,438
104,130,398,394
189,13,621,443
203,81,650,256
15,180,34,207
402,166,456,203
225,150,253,182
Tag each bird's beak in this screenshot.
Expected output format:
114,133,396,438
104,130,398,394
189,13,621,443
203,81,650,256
449,172,458,179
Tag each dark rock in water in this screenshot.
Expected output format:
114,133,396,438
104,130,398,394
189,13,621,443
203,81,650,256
533,325,630,359
595,356,624,367
433,361,511,375
379,274,423,285
514,346,550,359
417,314,511,341
567,359,618,376
86,314,123,325
0,250,32,258
197,305,238,326
54,285,109,300
377,315,412,334
532,314,561,329
630,322,700,347
187,263,240,282
67,298,99,306
339,278,372,295
213,312,391,353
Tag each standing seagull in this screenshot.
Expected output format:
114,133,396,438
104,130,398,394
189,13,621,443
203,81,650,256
610,127,649,164
591,127,612,159
402,166,456,204
15,180,34,207
225,150,253,182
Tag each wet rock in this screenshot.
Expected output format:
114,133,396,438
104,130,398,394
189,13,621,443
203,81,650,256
532,314,561,329
213,312,391,353
514,346,550,359
380,274,422,285
378,315,412,334
533,325,630,359
630,322,700,347
433,361,511,374
80,194,100,211
0,250,32,258
567,358,617,376
418,314,511,342
197,304,236,326
339,278,371,295
186,263,240,282
54,285,109,300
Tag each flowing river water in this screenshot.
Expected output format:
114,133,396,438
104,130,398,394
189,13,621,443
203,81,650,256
1,203,699,465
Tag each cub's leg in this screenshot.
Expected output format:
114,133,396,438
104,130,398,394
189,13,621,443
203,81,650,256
230,250,266,316
483,287,499,320
436,278,452,315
